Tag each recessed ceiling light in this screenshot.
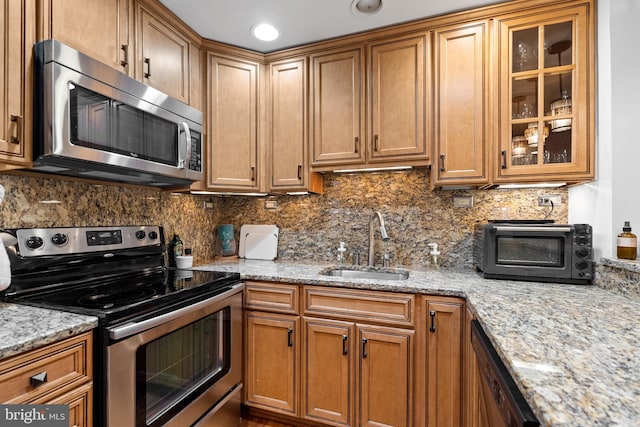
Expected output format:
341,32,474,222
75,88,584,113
252,23,279,42
351,0,383,16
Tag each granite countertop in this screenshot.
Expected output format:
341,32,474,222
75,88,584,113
0,303,98,361
195,258,640,427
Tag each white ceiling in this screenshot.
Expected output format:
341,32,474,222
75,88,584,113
159,0,514,53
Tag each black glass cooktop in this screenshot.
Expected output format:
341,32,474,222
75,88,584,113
6,269,241,324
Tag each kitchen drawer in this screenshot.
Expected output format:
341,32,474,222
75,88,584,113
303,286,415,327
45,382,93,427
0,332,92,404
244,281,299,315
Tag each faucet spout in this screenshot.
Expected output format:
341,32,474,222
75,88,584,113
368,211,390,266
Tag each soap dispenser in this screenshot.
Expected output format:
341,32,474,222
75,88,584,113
337,242,347,265
427,243,440,270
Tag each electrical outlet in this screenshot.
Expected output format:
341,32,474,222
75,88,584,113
537,194,562,206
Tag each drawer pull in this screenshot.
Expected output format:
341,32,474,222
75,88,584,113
144,57,152,78
342,334,348,355
429,310,436,333
361,337,368,358
30,371,48,387
287,328,293,347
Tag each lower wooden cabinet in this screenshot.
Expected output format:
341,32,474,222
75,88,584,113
0,332,93,427
424,296,464,427
244,311,299,416
243,282,465,427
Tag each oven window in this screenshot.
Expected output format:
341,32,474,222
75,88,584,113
69,85,179,166
496,236,564,267
136,307,230,426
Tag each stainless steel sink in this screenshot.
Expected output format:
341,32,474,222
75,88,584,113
321,267,409,281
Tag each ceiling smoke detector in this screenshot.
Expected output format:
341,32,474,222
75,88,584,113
351,0,383,16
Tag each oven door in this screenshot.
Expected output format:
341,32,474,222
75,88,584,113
483,225,573,281
106,283,243,427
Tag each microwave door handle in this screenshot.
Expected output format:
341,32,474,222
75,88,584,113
179,122,192,169
494,226,572,232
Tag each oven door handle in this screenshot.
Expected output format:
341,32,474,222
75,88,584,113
108,283,244,340
493,226,572,233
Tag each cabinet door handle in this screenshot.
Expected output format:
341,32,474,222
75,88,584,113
287,328,293,347
501,150,507,169
121,44,129,67
250,166,256,181
30,371,48,387
297,164,302,180
373,135,379,152
439,154,446,172
342,334,348,355
354,136,359,154
144,57,152,78
361,337,368,358
429,310,436,333
10,114,22,144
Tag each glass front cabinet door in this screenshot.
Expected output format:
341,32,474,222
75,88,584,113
496,3,594,183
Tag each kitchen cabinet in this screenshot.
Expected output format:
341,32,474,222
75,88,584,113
310,47,366,167
424,296,464,427
136,1,191,104
0,332,93,427
205,53,261,192
495,2,594,184
309,33,429,172
244,282,300,417
37,0,132,75
463,307,478,427
431,21,490,189
368,33,428,165
302,286,415,427
0,0,35,169
268,57,322,194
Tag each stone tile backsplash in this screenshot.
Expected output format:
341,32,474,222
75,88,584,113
0,170,568,269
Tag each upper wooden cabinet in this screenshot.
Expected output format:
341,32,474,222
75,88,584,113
310,47,366,167
38,0,132,75
495,2,594,184
206,54,261,192
368,34,429,164
309,33,429,172
0,0,35,169
136,2,191,104
269,57,323,194
431,21,490,189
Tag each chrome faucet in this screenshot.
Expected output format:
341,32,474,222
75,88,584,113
368,211,390,266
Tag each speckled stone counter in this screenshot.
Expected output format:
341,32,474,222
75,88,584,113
597,257,640,301
0,303,98,361
195,259,640,427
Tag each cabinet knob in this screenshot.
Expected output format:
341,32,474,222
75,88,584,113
30,371,48,387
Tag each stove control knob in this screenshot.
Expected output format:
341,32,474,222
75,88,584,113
148,231,158,240
51,233,68,246
135,230,146,240
25,236,44,250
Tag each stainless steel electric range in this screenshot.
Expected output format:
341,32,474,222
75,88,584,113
1,225,243,427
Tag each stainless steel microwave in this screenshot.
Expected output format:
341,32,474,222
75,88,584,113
473,221,594,284
32,39,203,188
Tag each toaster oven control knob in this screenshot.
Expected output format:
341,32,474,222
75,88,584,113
25,236,44,250
575,260,590,270
575,247,590,258
148,231,158,240
135,230,146,240
51,233,68,246
576,235,590,246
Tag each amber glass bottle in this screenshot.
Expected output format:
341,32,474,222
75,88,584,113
617,221,637,260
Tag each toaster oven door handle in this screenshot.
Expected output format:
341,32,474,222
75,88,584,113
178,122,192,169
108,283,243,340
493,226,572,233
